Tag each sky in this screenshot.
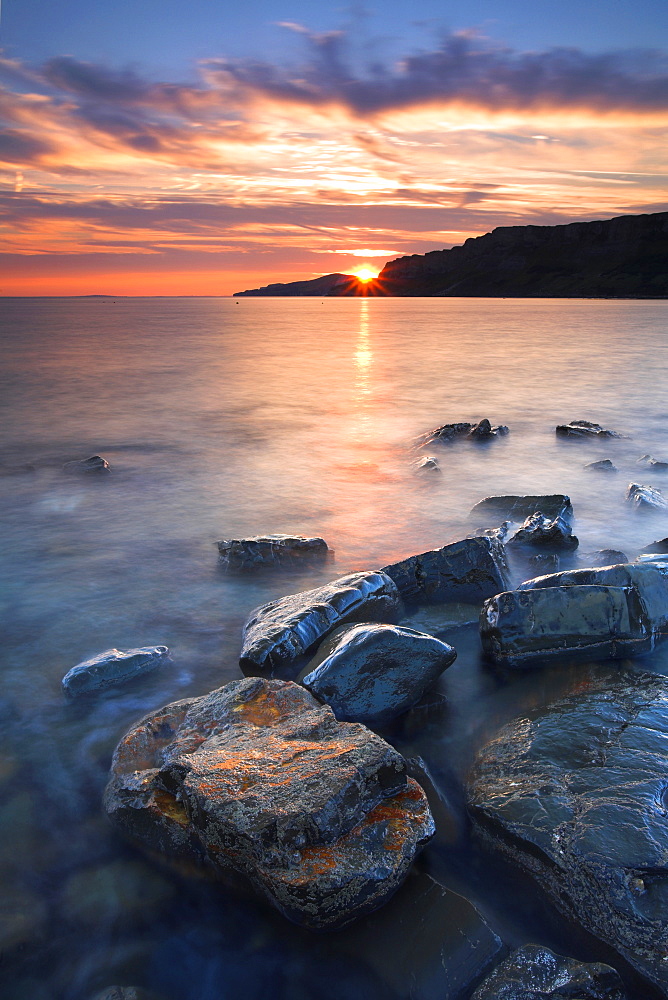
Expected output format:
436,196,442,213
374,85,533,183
1,1,667,295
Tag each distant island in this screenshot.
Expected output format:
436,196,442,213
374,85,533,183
234,211,668,298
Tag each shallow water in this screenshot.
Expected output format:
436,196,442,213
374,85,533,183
1,296,668,999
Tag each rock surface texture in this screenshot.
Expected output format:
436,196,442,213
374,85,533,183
104,677,434,929
556,420,621,438
62,646,170,697
301,623,457,727
471,944,628,1000
468,672,668,995
240,571,401,679
382,536,510,606
216,534,329,572
508,512,579,551
471,495,573,522
626,482,668,510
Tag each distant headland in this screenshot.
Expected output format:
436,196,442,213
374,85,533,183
234,211,668,298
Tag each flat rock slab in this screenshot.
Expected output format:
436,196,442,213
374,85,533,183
62,645,170,697
556,420,621,438
468,672,668,994
301,623,457,727
382,536,510,606
217,534,329,571
479,585,652,668
508,512,578,551
626,482,668,510
471,495,573,522
471,944,628,1000
240,571,401,679
104,677,433,929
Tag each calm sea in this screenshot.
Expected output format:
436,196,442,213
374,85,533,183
1,296,668,999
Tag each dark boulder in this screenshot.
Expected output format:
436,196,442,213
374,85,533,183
217,534,329,572
468,672,668,994
473,522,511,543
301,623,457,726
417,419,507,447
591,548,628,565
585,459,618,472
62,645,170,697
63,455,111,474
471,495,573,522
556,420,621,438
471,944,628,999
104,677,433,929
382,536,510,607
240,571,401,679
468,418,509,440
508,512,578,551
626,482,668,510
89,987,166,1000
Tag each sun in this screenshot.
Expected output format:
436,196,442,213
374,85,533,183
352,266,379,282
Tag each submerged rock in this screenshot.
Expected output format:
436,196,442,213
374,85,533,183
382,536,510,607
468,672,668,994
217,534,329,572
508,512,578,551
591,548,628,566
240,571,401,679
471,494,572,522
412,455,441,473
527,553,560,573
585,459,618,472
301,623,456,727
479,585,652,668
556,420,621,438
626,482,668,510
63,455,111,474
637,454,668,470
104,677,433,929
471,944,628,1000
62,645,170,697
399,602,480,634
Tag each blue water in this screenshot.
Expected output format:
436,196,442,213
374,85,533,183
1,296,668,999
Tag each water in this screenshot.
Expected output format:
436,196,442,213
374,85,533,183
1,296,668,999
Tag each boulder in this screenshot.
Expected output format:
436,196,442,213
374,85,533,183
527,553,560,573
471,495,572,522
90,989,164,1000
591,548,628,565
471,944,628,1000
417,419,507,447
382,536,510,607
468,672,668,994
468,419,509,440
473,522,510,543
104,677,433,929
217,534,329,572
508,513,578,551
412,455,441,473
62,645,170,697
63,455,110,473
479,585,652,668
585,459,618,472
625,482,668,510
641,536,668,554
240,571,401,679
556,420,621,438
301,623,457,727
637,454,668,470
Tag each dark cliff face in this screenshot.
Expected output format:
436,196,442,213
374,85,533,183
234,273,358,296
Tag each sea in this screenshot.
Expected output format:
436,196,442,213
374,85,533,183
1,295,668,1000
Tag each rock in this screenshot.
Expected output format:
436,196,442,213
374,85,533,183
473,522,511,543
89,989,164,1000
637,454,668,470
508,512,579,551
591,548,628,565
471,944,628,999
417,419,506,447
216,534,329,572
240,571,401,679
382,536,510,607
62,645,170,697
625,482,668,510
471,495,573,522
468,672,668,995
468,419,509,440
413,455,441,473
527,553,560,573
63,455,111,473
479,584,653,668
104,677,433,929
585,459,618,472
301,623,457,727
641,536,668,554
556,420,621,438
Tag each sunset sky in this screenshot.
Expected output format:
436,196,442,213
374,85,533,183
1,0,667,295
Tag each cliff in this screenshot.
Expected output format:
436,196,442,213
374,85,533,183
234,272,360,297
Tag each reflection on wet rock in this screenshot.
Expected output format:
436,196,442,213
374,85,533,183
62,645,171,698
216,534,329,572
382,537,510,606
471,944,628,999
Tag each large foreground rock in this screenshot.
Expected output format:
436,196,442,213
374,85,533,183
104,677,433,929
468,672,668,994
471,495,572,522
301,623,457,726
240,571,401,679
62,645,170,697
217,534,329,571
381,536,510,606
471,944,628,1000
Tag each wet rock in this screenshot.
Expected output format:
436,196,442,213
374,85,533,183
556,420,621,438
585,459,618,472
508,512,578,551
62,645,170,697
216,534,329,572
60,859,173,926
301,623,456,727
63,454,111,473
479,584,652,668
90,989,165,1000
240,571,401,679
474,522,511,543
471,494,573,522
413,455,441,473
591,548,628,565
637,454,668,470
527,553,560,573
471,944,628,999
382,536,510,607
468,672,668,995
641,536,668,554
626,482,668,510
417,419,506,447
104,677,433,929
468,418,509,440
